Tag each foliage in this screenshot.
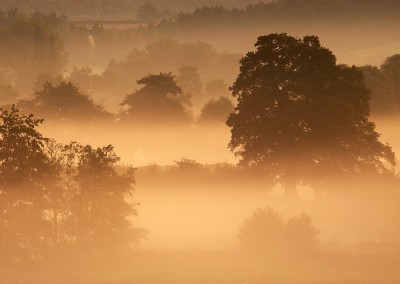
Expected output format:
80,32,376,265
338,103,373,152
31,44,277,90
227,33,396,196
121,72,192,125
360,65,397,115
381,54,400,110
0,9,68,93
177,66,203,96
197,96,234,125
67,66,100,95
238,207,318,255
359,55,400,115
0,105,49,187
0,106,144,263
0,105,50,261
158,0,400,31
97,38,240,102
52,143,144,255
19,81,111,122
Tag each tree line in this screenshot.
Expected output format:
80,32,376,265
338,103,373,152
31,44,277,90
3,54,400,129
157,0,400,30
2,8,400,119
8,72,235,126
1,32,399,278
0,9,239,110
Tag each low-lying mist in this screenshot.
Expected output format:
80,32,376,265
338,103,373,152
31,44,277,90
1,2,400,283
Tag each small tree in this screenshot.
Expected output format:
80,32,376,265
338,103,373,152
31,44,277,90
0,107,144,262
238,207,318,255
227,33,396,197
360,65,396,115
121,72,192,125
381,54,400,111
73,144,144,255
0,105,49,193
197,96,234,125
20,81,110,121
238,208,285,251
0,105,50,261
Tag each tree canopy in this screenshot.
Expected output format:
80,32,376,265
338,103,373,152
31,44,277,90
19,81,110,122
198,96,234,125
121,72,192,125
238,207,318,255
226,33,396,196
381,54,400,111
177,66,203,96
360,65,397,115
0,9,67,94
0,106,144,263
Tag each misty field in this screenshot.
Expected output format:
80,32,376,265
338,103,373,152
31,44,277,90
0,1,400,283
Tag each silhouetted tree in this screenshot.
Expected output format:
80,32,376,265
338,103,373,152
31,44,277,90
43,141,146,257
239,208,285,251
33,73,63,92
381,54,400,111
227,33,396,197
98,39,240,103
197,96,234,125
43,141,80,254
0,107,144,263
360,65,396,115
19,81,110,122
0,106,51,261
67,66,100,95
238,207,318,256
72,144,144,255
121,72,192,125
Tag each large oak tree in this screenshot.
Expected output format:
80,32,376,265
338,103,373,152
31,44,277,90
227,33,396,196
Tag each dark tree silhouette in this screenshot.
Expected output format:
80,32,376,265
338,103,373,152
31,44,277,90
0,107,144,263
227,33,396,197
197,96,234,125
360,65,396,115
19,81,110,121
73,144,144,255
121,72,192,125
381,54,400,111
0,106,50,261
